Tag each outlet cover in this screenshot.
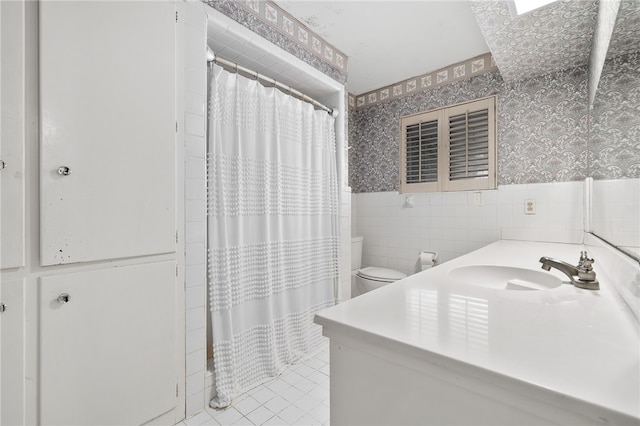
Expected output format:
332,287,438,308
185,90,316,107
525,199,536,215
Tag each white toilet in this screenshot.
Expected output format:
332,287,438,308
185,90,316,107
351,236,407,297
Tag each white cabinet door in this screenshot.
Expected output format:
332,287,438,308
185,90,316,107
39,262,176,425
39,1,176,266
0,279,25,426
1,0,26,269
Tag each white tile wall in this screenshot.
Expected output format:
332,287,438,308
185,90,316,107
339,187,352,301
183,0,208,418
591,178,640,250
352,182,584,276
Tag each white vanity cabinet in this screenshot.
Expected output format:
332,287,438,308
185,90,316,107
39,0,177,266
316,240,640,425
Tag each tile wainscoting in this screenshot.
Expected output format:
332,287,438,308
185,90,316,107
352,182,585,276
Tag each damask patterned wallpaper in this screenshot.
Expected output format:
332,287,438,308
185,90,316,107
591,51,640,179
607,0,640,59
350,66,589,193
470,0,597,83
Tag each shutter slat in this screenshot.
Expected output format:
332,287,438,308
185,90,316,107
447,107,491,182
405,118,438,184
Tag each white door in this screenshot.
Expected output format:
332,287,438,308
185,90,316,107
1,0,26,269
39,1,177,266
39,262,176,425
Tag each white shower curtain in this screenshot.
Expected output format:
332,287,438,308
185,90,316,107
207,64,338,408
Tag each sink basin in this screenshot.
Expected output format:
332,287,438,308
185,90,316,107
447,265,564,291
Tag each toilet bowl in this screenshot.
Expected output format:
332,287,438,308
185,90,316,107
355,266,407,296
351,236,407,297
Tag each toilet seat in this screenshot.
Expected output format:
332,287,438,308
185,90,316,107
356,266,406,283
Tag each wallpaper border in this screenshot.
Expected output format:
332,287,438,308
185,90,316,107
230,0,348,75
348,53,497,110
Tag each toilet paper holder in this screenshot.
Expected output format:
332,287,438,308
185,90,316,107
414,250,438,273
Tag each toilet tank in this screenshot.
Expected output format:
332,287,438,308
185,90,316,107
351,236,363,270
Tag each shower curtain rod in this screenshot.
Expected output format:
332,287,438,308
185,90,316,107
208,49,336,116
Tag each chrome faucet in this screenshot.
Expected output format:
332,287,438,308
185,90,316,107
539,251,599,290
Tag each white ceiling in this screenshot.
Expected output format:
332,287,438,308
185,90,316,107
274,0,490,95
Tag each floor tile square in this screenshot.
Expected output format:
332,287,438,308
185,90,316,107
263,395,290,415
293,394,318,412
306,370,328,385
296,414,321,425
280,371,304,386
280,385,304,403
277,404,305,424
209,407,243,425
185,411,213,426
201,416,222,426
304,357,326,371
266,379,291,394
261,415,288,426
251,387,277,404
234,396,261,416
305,386,328,402
318,379,330,390
245,406,274,426
308,403,330,424
293,378,316,394
231,416,255,426
314,351,329,363
292,364,315,378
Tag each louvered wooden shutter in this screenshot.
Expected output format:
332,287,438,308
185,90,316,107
406,120,438,183
400,96,496,193
444,97,496,191
400,110,440,192
448,109,489,180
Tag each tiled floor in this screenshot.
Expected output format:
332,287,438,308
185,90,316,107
180,340,330,426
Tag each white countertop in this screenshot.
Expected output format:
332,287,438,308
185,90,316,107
315,240,640,420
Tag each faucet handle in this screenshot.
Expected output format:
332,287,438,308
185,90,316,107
579,251,594,270
577,251,597,285
579,251,588,262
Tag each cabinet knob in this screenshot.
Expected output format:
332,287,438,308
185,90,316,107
57,166,71,176
0,303,6,313
0,160,5,170
57,293,70,304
